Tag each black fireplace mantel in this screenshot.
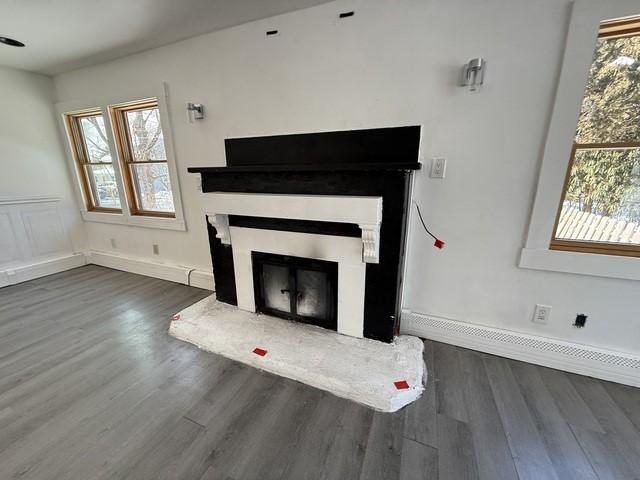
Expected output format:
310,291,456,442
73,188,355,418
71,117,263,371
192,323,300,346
187,161,421,174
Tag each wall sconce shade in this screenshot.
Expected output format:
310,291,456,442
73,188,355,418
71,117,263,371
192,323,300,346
187,103,205,122
461,58,486,92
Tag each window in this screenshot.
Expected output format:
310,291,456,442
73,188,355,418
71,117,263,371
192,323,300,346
110,99,175,218
62,91,184,231
552,17,640,257
64,110,121,212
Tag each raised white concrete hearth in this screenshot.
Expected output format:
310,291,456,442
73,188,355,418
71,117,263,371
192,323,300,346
169,295,426,412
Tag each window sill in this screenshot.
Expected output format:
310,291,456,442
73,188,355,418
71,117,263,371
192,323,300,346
127,214,185,231
80,210,186,231
519,248,640,281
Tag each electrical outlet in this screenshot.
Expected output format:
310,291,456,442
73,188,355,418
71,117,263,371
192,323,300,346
110,238,117,249
196,177,202,192
153,244,160,255
430,157,447,178
533,304,551,324
574,314,588,328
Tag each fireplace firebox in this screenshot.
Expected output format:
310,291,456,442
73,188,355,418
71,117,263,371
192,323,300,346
252,252,338,331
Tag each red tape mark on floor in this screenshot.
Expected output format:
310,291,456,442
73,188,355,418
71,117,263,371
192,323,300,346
171,314,181,321
253,347,268,357
394,380,410,390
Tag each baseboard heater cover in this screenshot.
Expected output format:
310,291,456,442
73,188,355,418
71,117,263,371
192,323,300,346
87,250,214,291
401,309,640,387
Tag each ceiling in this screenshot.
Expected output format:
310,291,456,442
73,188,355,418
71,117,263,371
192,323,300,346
0,0,334,75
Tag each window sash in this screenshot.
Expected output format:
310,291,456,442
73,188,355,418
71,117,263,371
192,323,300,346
599,17,640,39
550,144,640,257
110,100,175,218
65,111,121,213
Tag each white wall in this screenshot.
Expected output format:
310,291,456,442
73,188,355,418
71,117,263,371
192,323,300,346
53,0,640,356
0,66,85,253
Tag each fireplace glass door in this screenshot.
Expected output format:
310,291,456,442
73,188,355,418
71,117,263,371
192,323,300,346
252,252,338,331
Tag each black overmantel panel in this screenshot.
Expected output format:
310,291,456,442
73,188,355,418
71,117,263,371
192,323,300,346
223,126,421,168
192,126,420,343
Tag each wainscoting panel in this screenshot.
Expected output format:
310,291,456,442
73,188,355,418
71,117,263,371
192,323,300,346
22,208,70,258
0,197,79,286
0,212,21,264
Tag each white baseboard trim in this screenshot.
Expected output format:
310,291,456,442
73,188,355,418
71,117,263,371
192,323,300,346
189,269,215,290
401,309,640,388
0,253,87,287
86,250,214,291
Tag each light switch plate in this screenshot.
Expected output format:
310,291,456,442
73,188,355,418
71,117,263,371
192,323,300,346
430,157,447,178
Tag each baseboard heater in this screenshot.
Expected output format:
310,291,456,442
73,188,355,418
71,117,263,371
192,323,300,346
401,309,640,388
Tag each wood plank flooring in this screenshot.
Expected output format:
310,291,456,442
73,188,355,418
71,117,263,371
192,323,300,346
0,265,638,479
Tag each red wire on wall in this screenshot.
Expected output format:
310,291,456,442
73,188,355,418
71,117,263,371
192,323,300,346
413,201,445,249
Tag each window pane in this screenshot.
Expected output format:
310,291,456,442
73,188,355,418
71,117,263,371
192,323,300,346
131,163,174,212
87,164,121,209
296,269,329,319
79,115,112,163
576,33,640,143
125,108,167,161
556,148,640,244
262,264,291,313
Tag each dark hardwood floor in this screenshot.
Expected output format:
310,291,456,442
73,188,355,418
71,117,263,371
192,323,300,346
0,265,638,479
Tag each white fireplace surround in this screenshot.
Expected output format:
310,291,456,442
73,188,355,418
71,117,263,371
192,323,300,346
232,227,365,337
204,193,383,263
204,192,384,338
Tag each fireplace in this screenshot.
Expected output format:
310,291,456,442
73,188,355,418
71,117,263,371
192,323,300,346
189,126,421,343
252,252,338,331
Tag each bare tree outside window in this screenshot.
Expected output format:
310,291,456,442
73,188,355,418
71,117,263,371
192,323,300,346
80,116,111,162
111,100,175,216
125,108,174,212
65,111,121,210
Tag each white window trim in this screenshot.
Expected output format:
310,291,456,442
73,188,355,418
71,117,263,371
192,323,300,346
56,82,186,232
521,0,640,280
